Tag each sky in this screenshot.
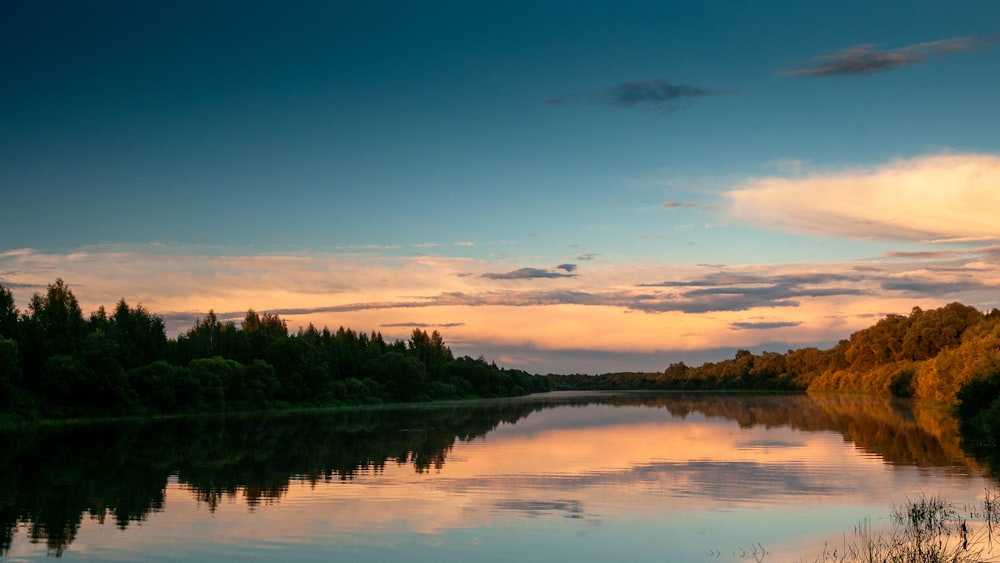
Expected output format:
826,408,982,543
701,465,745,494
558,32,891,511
2,1,1000,374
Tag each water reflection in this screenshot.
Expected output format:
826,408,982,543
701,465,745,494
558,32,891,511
0,393,990,559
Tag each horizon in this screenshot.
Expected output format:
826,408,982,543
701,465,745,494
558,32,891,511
3,1,999,374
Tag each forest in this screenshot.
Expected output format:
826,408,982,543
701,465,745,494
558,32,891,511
549,302,1000,396
0,279,549,420
4,278,1000,446
547,301,1000,445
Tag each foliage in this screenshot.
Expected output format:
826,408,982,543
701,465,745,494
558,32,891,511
0,280,548,419
548,302,1000,406
4,277,1000,422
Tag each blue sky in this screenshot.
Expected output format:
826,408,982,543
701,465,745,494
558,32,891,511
2,1,1000,373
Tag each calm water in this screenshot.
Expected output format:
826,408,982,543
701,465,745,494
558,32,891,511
2,392,996,562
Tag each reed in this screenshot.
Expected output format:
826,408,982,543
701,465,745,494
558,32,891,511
806,492,1000,563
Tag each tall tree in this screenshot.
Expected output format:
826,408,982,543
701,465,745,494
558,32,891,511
109,299,167,371
21,279,87,377
0,284,18,340
408,329,453,380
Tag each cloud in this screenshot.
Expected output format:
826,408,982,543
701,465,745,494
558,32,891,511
634,272,870,313
603,79,719,113
727,153,1000,242
882,249,966,260
414,241,475,249
663,201,702,209
381,322,466,328
494,499,587,519
481,267,577,280
546,78,725,114
880,279,990,296
543,94,580,106
0,278,44,290
556,264,577,273
576,253,597,261
640,272,864,288
4,243,1000,373
731,321,803,330
784,35,998,77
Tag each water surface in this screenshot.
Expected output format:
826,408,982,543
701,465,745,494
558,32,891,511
2,392,995,561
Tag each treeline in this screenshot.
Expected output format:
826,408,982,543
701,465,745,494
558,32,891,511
549,302,1000,405
0,279,548,419
546,301,1000,469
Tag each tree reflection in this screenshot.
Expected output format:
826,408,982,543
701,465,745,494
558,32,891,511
0,394,988,556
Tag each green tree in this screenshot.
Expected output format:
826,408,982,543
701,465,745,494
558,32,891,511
0,336,21,384
128,361,184,412
0,335,20,410
108,299,167,371
361,351,427,402
173,311,247,364
189,357,245,409
408,329,453,380
242,309,288,362
21,279,87,379
444,356,494,396
0,285,19,340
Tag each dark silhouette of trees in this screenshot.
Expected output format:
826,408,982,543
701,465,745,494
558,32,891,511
108,299,167,371
0,279,548,419
19,279,87,379
408,329,453,380
0,286,17,340
4,277,1000,421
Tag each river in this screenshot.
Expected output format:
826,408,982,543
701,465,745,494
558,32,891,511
2,392,996,561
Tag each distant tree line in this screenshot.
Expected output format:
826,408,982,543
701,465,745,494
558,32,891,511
548,302,1000,443
0,279,549,419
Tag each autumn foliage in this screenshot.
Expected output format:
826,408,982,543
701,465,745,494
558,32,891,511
549,302,1000,407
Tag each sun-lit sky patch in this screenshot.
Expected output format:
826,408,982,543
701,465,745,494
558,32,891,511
728,154,1000,242
2,1,999,373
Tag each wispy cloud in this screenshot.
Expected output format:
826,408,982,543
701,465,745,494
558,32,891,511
641,272,864,288
546,78,726,114
481,267,577,280
727,153,1000,242
413,241,477,249
880,279,991,296
784,35,998,77
543,93,580,106
731,321,802,330
381,322,466,329
603,79,720,113
882,249,967,260
556,263,577,273
663,201,702,209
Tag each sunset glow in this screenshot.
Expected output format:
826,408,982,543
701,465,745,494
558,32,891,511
3,2,999,373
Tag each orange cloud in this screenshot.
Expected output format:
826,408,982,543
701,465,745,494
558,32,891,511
728,153,1000,242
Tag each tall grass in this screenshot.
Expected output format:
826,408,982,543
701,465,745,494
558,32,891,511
808,491,1000,563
